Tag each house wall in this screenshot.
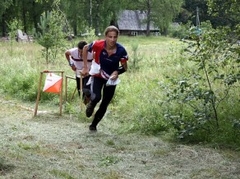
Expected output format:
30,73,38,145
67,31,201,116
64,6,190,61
120,30,160,36
120,30,147,36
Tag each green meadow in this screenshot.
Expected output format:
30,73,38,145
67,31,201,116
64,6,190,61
0,36,240,179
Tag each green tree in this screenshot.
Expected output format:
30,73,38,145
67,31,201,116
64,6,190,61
61,0,86,36
6,18,21,54
0,0,12,17
91,0,125,35
122,0,183,36
35,1,69,64
153,0,183,35
1,0,55,37
162,0,240,143
61,0,124,36
0,0,13,36
207,0,240,28
162,26,240,143
177,0,209,25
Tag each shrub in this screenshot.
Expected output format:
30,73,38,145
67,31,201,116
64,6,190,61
162,27,240,145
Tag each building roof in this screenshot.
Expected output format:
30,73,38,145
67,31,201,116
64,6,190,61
117,10,158,31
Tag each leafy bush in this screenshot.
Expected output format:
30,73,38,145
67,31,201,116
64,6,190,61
168,22,189,39
34,1,69,64
162,27,240,145
0,54,61,102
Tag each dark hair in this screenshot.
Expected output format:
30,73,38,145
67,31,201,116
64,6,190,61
77,41,87,49
104,25,120,36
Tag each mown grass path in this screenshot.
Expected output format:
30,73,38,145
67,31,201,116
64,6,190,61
1,97,240,179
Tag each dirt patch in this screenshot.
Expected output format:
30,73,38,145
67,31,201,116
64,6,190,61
0,97,240,179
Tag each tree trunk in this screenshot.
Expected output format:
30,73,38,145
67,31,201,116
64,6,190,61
73,23,77,36
146,0,151,36
1,14,7,37
32,1,38,31
22,0,27,33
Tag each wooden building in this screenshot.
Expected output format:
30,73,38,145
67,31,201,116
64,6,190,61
115,10,159,36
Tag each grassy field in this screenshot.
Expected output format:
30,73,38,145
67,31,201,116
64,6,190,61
0,36,240,179
1,96,240,179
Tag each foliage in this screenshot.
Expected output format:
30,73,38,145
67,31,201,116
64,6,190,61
168,22,190,39
61,0,125,36
0,55,58,102
82,27,98,43
34,1,69,64
207,0,240,28
0,33,240,149
178,0,209,25
2,0,240,40
189,20,212,40
61,0,86,36
0,0,12,17
6,19,21,41
152,0,184,35
128,40,143,71
6,19,22,55
124,0,184,36
162,26,240,145
1,0,182,37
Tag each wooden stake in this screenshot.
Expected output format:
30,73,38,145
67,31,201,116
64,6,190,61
34,72,43,117
34,70,64,117
65,75,77,101
79,73,83,110
59,71,63,116
65,75,67,102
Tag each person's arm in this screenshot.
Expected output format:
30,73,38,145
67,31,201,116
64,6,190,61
118,48,128,75
110,58,128,80
81,44,90,76
65,50,76,71
118,59,128,74
65,51,73,66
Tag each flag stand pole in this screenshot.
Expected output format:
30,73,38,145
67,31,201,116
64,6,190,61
65,75,77,101
59,71,63,115
79,73,83,111
33,70,64,117
34,72,43,117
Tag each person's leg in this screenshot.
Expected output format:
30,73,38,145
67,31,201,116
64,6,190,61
82,75,91,104
86,77,104,117
82,75,90,89
89,84,116,130
76,76,80,96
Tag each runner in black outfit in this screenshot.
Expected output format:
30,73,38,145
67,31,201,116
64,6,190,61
82,26,128,131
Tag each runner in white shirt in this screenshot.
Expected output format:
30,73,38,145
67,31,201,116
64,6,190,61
65,41,93,104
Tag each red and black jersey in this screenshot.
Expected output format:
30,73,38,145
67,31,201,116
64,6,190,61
88,40,128,79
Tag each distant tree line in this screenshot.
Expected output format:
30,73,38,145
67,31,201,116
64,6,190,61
0,0,239,37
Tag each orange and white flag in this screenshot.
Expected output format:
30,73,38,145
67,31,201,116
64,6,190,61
43,73,62,93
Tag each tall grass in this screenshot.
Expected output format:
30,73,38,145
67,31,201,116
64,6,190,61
0,35,239,148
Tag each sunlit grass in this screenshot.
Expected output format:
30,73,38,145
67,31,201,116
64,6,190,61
0,36,240,178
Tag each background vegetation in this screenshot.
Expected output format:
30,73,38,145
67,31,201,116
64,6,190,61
1,0,239,38
0,34,240,178
0,1,240,177
0,0,239,147
0,29,240,148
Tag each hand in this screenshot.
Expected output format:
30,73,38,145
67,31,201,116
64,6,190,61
81,66,89,76
71,65,76,71
110,71,118,80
